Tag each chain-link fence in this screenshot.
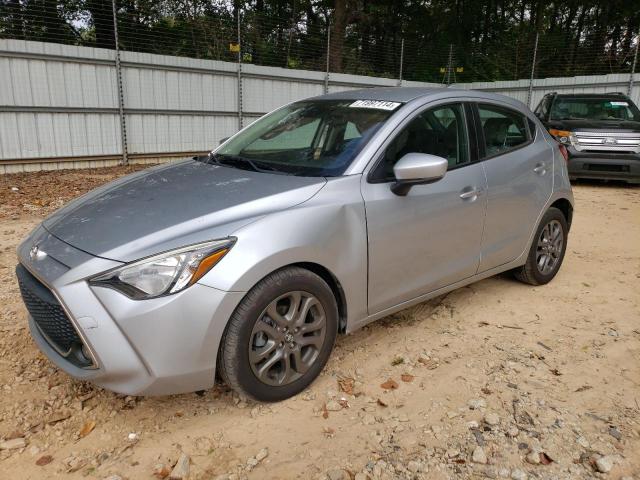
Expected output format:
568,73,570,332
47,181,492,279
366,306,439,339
1,1,639,171
3,2,637,86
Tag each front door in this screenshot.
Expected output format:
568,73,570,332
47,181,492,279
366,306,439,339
362,103,488,314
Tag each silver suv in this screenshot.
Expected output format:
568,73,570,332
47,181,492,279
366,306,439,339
16,88,574,401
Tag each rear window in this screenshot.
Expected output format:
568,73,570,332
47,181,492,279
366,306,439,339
550,97,640,122
477,104,529,157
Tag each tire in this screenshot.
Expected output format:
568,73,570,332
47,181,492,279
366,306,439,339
218,267,338,402
514,207,568,286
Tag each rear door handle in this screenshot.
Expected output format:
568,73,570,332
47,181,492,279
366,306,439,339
534,162,547,175
460,187,481,200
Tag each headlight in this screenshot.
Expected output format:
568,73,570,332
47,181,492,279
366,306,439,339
89,238,235,299
548,129,573,144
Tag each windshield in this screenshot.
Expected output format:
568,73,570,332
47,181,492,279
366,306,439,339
549,97,640,122
214,100,399,176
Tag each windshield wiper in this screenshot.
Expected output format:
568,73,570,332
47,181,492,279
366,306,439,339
210,154,293,175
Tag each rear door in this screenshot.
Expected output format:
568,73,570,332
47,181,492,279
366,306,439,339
362,102,487,314
474,102,554,272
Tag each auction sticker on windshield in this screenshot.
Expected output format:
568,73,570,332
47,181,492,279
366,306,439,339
349,100,402,110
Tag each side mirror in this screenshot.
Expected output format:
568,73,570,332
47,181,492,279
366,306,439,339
219,137,230,145
391,153,448,196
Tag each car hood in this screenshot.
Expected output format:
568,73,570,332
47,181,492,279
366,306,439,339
548,119,640,132
43,159,326,262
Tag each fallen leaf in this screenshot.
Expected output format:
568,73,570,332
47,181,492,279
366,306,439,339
418,357,439,370
574,385,592,392
391,356,404,366
401,374,414,383
153,464,172,478
66,460,87,473
79,420,96,438
380,379,399,390
539,452,553,465
338,398,350,409
338,377,354,395
46,411,72,425
322,426,335,437
321,403,329,419
77,392,96,403
36,455,53,466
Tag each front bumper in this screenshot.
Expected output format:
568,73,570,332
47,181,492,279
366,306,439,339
567,149,640,183
17,227,245,396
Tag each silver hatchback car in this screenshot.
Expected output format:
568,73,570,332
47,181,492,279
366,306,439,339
17,88,573,401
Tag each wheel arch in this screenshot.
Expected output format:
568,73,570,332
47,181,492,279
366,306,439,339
225,261,349,335
290,262,348,333
550,197,573,230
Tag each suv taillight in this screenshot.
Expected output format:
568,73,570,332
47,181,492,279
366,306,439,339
558,144,569,164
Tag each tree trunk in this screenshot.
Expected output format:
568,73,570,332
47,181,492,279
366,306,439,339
330,0,347,73
87,0,116,49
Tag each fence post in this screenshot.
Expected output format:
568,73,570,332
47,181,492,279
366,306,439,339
397,38,404,86
237,9,243,131
526,32,539,109
111,0,128,165
628,36,639,98
324,23,331,94
444,44,454,85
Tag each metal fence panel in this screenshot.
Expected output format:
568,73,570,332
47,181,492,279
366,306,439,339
0,36,638,173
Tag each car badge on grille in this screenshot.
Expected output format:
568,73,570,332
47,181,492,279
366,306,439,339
603,137,618,145
29,244,47,261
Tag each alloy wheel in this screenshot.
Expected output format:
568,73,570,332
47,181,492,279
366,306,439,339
249,291,327,386
536,219,563,275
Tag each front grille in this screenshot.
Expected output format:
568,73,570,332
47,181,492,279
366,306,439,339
573,131,640,153
16,264,82,355
586,163,630,173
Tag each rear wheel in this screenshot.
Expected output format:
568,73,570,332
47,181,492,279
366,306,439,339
218,267,338,402
514,207,568,285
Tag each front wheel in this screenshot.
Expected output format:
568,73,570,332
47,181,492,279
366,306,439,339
218,267,338,402
514,207,568,285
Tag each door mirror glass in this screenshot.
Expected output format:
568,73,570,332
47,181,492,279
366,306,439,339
391,153,448,196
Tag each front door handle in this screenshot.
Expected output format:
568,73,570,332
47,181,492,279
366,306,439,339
534,162,547,175
460,187,481,200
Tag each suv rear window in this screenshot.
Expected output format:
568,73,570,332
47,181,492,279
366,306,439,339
550,97,640,122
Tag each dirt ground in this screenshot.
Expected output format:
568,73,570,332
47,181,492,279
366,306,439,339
0,166,638,480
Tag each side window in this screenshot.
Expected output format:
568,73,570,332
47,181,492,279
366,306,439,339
477,104,529,157
534,98,544,116
370,103,469,181
343,121,361,140
540,97,550,119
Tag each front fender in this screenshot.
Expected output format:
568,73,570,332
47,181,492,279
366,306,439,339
197,175,369,328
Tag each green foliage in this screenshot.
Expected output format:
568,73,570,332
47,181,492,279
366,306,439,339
1,0,638,82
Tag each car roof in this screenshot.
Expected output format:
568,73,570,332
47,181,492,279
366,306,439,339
316,87,451,103
553,93,628,98
313,87,528,109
